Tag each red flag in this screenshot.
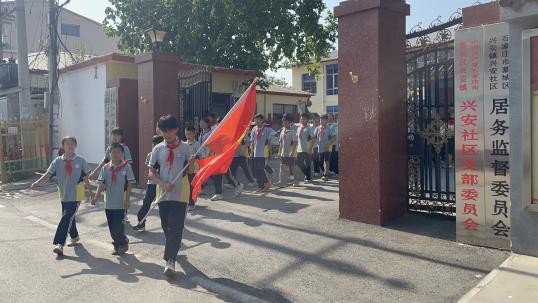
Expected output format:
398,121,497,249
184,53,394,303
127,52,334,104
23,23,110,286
191,80,258,201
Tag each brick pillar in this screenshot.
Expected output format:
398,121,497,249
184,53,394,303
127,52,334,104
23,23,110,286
335,0,410,225
135,52,180,184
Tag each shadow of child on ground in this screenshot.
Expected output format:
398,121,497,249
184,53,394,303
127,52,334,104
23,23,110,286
177,255,293,303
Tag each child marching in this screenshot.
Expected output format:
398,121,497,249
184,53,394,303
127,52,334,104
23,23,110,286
185,126,201,211
314,114,336,181
89,127,134,223
148,115,195,277
250,114,276,193
133,135,164,231
296,112,315,183
31,136,93,256
91,143,136,255
277,114,299,187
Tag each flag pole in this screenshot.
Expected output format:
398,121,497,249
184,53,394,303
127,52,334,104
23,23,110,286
139,78,258,224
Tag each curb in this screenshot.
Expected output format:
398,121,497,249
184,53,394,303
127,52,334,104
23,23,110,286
457,254,517,303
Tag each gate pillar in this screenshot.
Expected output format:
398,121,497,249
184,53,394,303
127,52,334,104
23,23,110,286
335,0,410,225
135,52,180,184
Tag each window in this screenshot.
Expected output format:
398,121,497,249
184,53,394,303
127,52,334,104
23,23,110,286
326,105,339,121
326,64,338,95
302,73,317,94
61,24,80,37
272,103,298,129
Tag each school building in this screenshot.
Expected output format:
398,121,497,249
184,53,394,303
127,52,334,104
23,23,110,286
56,53,311,181
290,50,339,118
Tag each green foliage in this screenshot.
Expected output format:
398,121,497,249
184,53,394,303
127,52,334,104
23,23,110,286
103,0,337,74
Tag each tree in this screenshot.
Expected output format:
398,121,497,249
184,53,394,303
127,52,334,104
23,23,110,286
266,76,289,87
103,0,336,75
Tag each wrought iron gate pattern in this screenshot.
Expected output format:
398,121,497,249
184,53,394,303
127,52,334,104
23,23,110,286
406,12,463,216
178,70,212,131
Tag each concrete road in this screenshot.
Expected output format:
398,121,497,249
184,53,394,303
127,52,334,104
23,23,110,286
0,178,509,303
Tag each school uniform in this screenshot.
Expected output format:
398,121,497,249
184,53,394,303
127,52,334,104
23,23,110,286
296,124,315,180
226,134,255,185
279,128,297,167
98,162,136,250
103,143,133,164
250,125,276,189
149,139,192,262
314,125,336,163
136,152,160,226
329,124,339,174
186,140,201,205
199,128,223,195
46,154,90,246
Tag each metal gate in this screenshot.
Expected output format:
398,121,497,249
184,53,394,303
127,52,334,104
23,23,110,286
178,70,212,131
406,13,462,216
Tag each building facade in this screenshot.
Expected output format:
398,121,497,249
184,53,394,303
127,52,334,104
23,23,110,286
291,50,339,118
1,0,119,60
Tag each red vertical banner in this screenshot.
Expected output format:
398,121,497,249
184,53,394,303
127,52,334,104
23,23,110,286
455,26,487,246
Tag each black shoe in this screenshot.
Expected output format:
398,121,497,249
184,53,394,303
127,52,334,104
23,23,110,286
117,244,129,255
133,223,145,232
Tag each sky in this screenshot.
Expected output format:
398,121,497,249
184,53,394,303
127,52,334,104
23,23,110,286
65,0,482,84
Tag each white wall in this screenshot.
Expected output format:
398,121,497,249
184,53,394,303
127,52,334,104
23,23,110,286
58,64,106,164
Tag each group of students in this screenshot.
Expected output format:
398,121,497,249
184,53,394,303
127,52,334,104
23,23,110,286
31,115,194,277
29,110,339,278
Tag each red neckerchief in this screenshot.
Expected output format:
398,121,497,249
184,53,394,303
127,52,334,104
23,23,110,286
299,125,306,138
63,154,76,177
319,126,325,141
64,159,73,177
256,126,264,141
167,139,181,169
109,161,128,185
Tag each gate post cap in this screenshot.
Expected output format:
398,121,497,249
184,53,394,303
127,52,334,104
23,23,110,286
134,52,180,65
335,0,410,18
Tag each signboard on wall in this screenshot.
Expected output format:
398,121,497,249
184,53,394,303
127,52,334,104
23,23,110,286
455,22,511,249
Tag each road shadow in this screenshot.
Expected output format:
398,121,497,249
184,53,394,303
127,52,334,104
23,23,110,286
177,255,292,303
127,226,232,251
269,189,334,202
384,212,456,242
61,245,290,302
190,206,262,227
217,195,310,214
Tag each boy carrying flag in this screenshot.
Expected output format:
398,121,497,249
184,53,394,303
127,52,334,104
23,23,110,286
91,143,136,255
148,115,195,277
31,136,93,256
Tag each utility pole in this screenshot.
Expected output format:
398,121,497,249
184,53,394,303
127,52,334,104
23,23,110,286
48,0,58,159
15,0,30,117
15,0,30,169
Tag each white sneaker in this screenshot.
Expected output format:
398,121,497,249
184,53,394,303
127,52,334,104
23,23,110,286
224,184,234,189
123,214,130,224
53,244,63,256
66,236,80,247
210,194,223,201
164,260,176,277
234,184,243,197
247,181,256,186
